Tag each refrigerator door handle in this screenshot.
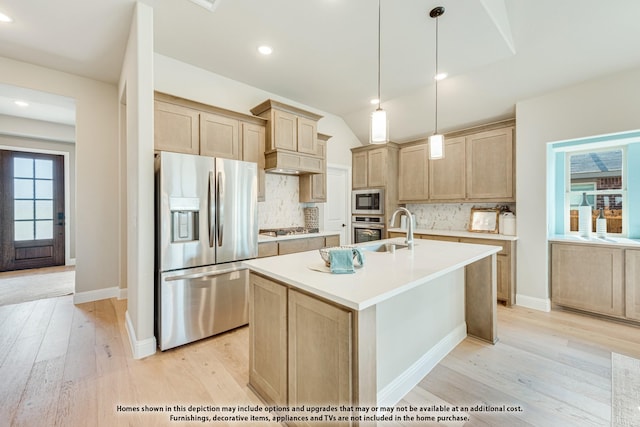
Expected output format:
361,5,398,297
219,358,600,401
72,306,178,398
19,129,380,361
217,170,224,247
209,171,215,248
164,268,244,282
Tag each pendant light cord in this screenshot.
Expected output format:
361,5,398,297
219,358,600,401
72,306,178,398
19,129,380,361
434,14,439,134
377,0,382,110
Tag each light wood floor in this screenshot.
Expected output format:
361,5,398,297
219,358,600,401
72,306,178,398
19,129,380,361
1,297,639,426
0,266,75,306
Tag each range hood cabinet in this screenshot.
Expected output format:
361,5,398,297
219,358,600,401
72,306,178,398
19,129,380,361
264,150,322,175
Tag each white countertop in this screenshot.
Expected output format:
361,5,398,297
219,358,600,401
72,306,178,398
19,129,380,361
258,230,341,243
243,237,500,311
548,234,640,247
388,228,518,241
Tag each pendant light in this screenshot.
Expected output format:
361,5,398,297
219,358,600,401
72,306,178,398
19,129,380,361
429,6,445,159
370,0,388,144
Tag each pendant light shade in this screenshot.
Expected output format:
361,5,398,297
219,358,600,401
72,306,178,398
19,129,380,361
370,0,388,144
429,6,445,159
370,108,388,144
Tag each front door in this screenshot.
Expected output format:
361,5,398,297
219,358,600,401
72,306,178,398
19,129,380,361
0,150,65,271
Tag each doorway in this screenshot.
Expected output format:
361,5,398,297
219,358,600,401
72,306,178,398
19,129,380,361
323,164,351,244
0,150,65,271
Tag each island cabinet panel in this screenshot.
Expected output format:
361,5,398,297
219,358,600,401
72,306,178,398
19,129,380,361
199,112,241,160
398,144,429,202
625,249,640,321
241,122,266,201
466,128,514,200
429,136,466,200
154,100,199,154
550,243,624,317
288,289,353,426
249,274,288,406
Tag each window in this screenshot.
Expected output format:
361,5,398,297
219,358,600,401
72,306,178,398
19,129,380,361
13,157,55,241
566,148,625,234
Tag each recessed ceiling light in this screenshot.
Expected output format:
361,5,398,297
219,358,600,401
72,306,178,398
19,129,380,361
434,72,448,81
14,100,29,107
0,12,13,23
258,45,273,55
370,98,380,105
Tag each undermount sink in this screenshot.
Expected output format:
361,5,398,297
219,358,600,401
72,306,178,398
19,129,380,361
360,242,409,252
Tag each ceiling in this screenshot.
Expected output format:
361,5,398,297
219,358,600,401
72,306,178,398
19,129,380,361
1,0,639,143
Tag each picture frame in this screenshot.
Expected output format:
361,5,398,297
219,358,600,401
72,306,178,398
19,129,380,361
468,207,500,233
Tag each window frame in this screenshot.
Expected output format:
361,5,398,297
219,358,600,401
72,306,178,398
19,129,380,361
564,146,627,236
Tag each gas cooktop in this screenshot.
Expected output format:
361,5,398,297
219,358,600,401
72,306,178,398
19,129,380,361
259,227,319,237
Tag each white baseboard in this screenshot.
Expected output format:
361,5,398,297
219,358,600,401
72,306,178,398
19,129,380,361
118,287,128,300
73,286,119,304
66,258,76,266
125,310,156,359
377,322,467,407
516,294,551,312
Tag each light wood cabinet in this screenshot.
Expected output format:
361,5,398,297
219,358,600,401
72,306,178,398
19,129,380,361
430,136,466,200
626,249,640,321
550,243,624,317
398,144,429,201
288,289,352,418
300,133,330,203
257,235,342,258
392,232,516,305
273,109,297,151
367,148,387,188
397,121,515,203
352,151,369,189
466,127,514,200
242,122,266,201
200,112,240,160
249,274,288,405
296,117,318,155
153,100,199,154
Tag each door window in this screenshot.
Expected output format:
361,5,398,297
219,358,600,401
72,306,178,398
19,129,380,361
13,157,54,241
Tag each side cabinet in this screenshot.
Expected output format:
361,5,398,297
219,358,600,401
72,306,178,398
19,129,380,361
249,274,288,405
550,243,624,317
288,290,352,425
625,249,640,321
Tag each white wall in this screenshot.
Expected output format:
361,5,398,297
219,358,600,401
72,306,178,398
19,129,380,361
515,66,640,309
0,56,120,296
119,2,156,359
0,114,75,143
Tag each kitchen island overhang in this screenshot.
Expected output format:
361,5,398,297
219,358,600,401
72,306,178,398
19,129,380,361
243,237,500,416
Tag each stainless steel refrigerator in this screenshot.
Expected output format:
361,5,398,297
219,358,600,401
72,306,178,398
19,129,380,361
155,151,257,351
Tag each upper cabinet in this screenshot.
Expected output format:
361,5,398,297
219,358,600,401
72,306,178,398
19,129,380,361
398,121,515,203
154,101,199,154
251,100,323,174
352,145,397,189
153,92,267,200
300,133,331,203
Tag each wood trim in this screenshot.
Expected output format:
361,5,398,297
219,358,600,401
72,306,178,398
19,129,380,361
154,91,267,125
394,119,516,147
250,99,323,121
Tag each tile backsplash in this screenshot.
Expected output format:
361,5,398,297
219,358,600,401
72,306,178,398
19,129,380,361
258,174,306,229
405,203,516,231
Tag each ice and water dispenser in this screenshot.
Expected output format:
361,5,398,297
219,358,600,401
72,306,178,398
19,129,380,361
169,197,199,243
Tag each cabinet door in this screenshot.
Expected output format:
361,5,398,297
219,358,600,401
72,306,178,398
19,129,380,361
273,110,297,151
300,139,326,202
496,255,509,302
367,148,387,187
419,234,459,242
429,136,466,200
324,234,341,247
288,289,352,418
626,249,640,321
352,151,368,189
249,274,288,405
466,127,514,200
551,243,624,317
200,113,240,159
241,122,266,201
154,101,199,154
257,241,278,258
296,117,318,155
398,144,428,202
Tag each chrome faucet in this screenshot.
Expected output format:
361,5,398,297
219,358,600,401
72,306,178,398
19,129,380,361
389,207,414,250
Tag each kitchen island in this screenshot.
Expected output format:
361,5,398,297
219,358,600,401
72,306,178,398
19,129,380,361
243,237,500,423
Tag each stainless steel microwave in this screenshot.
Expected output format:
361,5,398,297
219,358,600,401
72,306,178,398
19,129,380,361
352,189,384,215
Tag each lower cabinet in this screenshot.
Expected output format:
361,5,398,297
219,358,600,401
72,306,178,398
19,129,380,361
391,232,516,306
626,249,640,321
550,243,624,317
257,234,341,258
249,274,354,426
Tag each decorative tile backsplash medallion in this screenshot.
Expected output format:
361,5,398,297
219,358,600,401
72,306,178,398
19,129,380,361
406,203,516,231
258,174,306,229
